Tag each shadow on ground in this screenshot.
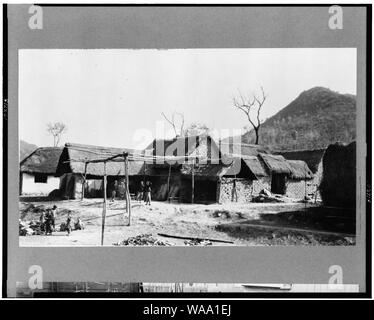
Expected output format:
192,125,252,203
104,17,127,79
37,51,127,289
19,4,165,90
215,206,356,246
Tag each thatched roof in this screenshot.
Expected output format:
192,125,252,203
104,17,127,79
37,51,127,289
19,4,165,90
259,153,291,174
181,163,227,177
286,160,314,180
20,147,63,175
276,148,325,173
242,157,269,177
221,156,268,178
258,153,313,180
56,143,152,177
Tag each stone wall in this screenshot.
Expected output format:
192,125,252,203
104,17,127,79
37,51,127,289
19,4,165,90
218,177,270,203
285,179,306,199
252,177,272,196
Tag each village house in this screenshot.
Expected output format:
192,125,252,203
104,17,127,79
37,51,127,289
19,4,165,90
146,136,314,203
145,134,223,203
55,143,149,199
53,137,314,203
276,148,325,199
259,153,314,199
19,147,63,196
218,143,314,202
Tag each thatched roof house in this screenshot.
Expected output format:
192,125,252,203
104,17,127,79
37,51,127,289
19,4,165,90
56,143,153,199
258,154,313,180
56,143,152,177
53,139,315,202
19,147,63,195
276,148,325,174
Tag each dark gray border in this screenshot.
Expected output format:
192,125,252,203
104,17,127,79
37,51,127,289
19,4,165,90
6,5,367,296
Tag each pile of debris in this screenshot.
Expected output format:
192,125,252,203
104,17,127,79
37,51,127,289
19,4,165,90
114,234,171,246
184,239,212,246
20,203,47,220
252,189,293,203
19,220,44,236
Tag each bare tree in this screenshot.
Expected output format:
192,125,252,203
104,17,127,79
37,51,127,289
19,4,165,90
233,87,267,145
47,122,67,146
161,111,185,137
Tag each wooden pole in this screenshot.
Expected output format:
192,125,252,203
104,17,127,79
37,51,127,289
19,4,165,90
123,155,128,213
124,153,131,226
81,161,88,200
167,163,171,203
191,159,195,204
101,161,107,246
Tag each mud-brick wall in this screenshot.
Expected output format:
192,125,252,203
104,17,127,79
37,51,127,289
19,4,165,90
218,178,253,203
285,179,307,199
308,161,323,199
252,177,271,195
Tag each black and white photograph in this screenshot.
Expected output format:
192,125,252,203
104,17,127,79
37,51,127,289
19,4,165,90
2,4,370,300
18,48,357,247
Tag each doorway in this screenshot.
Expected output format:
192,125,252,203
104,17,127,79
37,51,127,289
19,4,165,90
271,173,286,195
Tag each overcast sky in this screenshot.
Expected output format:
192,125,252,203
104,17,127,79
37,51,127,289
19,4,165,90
19,48,356,149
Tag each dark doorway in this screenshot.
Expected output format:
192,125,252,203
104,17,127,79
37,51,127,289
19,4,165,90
271,173,286,195
180,178,217,204
194,180,217,203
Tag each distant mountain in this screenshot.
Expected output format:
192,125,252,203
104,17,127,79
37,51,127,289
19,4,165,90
237,87,356,151
20,140,38,161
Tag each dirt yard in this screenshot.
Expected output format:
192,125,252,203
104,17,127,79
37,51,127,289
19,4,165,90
19,198,355,246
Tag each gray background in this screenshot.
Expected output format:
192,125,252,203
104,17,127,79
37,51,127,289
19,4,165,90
6,5,368,296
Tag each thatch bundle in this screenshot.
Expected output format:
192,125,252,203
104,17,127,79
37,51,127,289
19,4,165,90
319,141,356,209
259,153,291,174
287,160,314,180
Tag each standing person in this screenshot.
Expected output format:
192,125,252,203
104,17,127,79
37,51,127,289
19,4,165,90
232,178,238,202
145,181,152,205
136,181,145,203
39,210,45,232
111,180,118,202
66,213,72,236
50,205,57,231
44,210,53,235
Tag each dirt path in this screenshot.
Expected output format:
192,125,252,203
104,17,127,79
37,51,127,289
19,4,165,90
19,199,347,246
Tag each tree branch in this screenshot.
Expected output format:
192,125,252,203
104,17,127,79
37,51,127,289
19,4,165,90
233,87,267,144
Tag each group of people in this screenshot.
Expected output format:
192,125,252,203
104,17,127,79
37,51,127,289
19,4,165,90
136,180,152,205
109,179,153,205
39,205,57,235
39,206,82,236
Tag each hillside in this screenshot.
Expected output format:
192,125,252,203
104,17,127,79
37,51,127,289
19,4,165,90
20,140,38,161
238,87,356,151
